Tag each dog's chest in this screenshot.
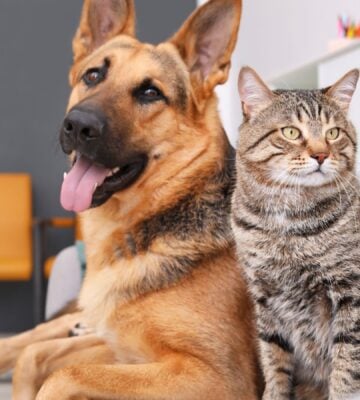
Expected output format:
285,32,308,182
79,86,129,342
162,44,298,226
107,327,154,365
79,267,125,333
79,266,155,365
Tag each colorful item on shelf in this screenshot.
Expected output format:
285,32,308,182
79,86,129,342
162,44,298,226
338,15,360,38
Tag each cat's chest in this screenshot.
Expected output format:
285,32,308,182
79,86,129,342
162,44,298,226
244,237,333,312
245,239,334,375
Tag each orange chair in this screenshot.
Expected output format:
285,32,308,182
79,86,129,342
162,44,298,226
0,173,77,323
0,174,32,280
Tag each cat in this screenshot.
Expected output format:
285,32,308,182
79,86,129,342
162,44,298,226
232,66,360,400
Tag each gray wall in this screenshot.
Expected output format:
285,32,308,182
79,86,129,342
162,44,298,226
0,0,196,331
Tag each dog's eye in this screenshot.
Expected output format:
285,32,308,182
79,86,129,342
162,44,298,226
138,86,164,103
133,81,167,105
82,59,110,88
83,69,103,87
144,87,161,98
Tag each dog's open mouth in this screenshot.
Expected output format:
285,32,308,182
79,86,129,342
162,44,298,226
60,154,147,212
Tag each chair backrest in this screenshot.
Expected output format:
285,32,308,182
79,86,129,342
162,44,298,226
0,174,32,280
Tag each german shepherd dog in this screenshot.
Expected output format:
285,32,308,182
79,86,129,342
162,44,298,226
8,0,260,398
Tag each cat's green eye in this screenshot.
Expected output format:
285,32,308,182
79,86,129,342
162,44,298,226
326,128,340,141
282,127,301,140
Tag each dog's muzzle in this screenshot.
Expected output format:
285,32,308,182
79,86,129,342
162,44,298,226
60,108,107,155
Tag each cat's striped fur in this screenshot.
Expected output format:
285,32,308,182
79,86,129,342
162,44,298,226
232,67,360,400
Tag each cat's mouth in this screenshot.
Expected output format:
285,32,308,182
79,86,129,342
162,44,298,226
306,167,324,175
272,165,336,188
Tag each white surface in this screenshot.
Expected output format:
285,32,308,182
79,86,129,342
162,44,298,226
197,0,360,145
318,46,360,132
0,383,11,399
318,47,360,174
270,40,360,89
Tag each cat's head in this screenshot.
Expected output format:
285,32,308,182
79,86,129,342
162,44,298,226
237,67,359,188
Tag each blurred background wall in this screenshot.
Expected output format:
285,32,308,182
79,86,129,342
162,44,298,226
0,0,196,332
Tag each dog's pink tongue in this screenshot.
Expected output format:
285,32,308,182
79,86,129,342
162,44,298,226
61,156,111,212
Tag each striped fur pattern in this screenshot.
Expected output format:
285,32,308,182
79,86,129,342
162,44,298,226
232,67,360,400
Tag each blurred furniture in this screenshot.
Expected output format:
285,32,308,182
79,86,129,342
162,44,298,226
0,174,32,281
0,173,77,324
0,173,43,323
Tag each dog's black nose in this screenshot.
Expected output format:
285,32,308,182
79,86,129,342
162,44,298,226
62,109,105,143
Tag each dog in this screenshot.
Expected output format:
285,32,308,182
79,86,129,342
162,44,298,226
10,0,261,398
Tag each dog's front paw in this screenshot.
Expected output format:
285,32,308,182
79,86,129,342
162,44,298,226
68,322,93,337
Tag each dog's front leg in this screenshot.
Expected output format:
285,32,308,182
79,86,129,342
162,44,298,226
13,335,114,400
36,356,228,400
0,313,82,374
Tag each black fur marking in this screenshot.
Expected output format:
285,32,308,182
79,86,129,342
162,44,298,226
337,296,360,310
335,273,360,289
350,371,360,380
334,333,360,345
324,109,330,124
276,367,292,376
288,200,352,237
256,297,268,307
126,233,137,256
344,131,356,147
307,100,317,119
119,145,236,298
259,332,294,353
245,129,278,153
134,253,207,297
233,216,263,232
283,192,347,220
135,152,235,251
317,103,322,119
271,141,285,150
298,103,312,119
259,152,284,163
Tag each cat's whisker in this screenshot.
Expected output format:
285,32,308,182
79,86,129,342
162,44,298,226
345,171,360,183
333,175,343,215
335,174,359,233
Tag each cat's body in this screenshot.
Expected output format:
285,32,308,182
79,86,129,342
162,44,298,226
232,68,360,400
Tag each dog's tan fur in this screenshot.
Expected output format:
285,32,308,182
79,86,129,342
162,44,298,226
10,1,260,399
0,313,81,375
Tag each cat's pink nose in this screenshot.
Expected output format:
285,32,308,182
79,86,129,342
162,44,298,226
311,152,329,165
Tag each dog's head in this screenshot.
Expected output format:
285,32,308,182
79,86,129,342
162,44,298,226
60,0,242,213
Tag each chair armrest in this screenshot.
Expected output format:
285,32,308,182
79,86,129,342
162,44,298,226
33,217,76,229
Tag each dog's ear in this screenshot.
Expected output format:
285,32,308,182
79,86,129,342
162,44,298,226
73,0,135,63
170,0,242,97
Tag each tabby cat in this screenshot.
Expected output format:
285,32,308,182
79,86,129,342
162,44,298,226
232,67,360,400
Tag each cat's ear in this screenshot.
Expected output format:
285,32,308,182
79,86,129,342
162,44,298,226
238,67,274,119
72,0,136,64
170,0,242,97
324,69,359,113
